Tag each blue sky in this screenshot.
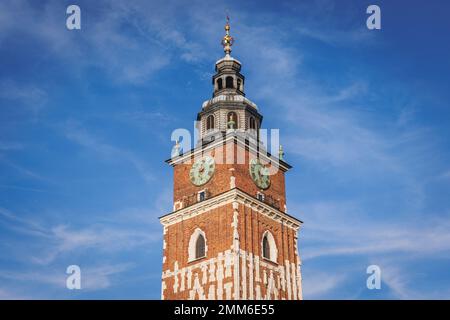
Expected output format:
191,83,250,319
1,0,450,299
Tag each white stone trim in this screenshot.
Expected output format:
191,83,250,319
161,281,166,300
162,248,302,300
173,200,183,211
229,168,235,189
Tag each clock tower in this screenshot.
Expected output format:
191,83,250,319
159,18,303,300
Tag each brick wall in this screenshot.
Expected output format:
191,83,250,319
161,139,301,300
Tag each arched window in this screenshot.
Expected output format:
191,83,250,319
249,117,256,130
226,76,234,88
261,231,278,263
188,228,208,262
217,78,223,90
227,112,238,129
237,79,242,91
195,234,206,259
262,235,270,260
206,115,215,130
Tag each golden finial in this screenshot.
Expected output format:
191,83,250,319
221,15,234,56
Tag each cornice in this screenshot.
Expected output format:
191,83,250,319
165,133,292,172
159,188,302,231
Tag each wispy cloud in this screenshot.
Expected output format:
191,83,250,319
295,26,375,46
63,121,155,184
302,271,346,299
0,80,48,118
297,201,450,261
0,263,134,295
295,199,450,299
0,0,213,85
0,207,51,238
0,156,50,182
0,287,29,300
0,141,24,151
33,224,159,265
0,206,161,265
438,170,450,180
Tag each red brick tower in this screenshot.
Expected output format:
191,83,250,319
159,18,303,300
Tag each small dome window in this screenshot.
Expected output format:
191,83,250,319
226,76,234,89
206,115,215,130
249,117,256,130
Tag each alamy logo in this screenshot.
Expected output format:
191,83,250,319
66,265,81,290
366,265,381,290
66,5,81,30
366,5,381,30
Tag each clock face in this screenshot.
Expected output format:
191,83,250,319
189,156,215,186
249,158,271,190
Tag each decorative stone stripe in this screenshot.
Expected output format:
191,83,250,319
162,249,302,300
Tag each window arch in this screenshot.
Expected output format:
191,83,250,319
261,231,278,263
227,112,238,129
188,228,207,262
217,78,223,90
237,78,242,91
226,76,234,88
206,114,215,130
249,116,256,130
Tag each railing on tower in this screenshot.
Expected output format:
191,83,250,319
263,195,281,210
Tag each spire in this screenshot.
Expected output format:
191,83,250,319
221,15,234,56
